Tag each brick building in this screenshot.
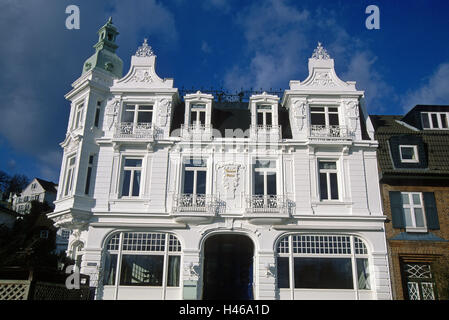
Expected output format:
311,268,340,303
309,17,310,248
372,105,449,300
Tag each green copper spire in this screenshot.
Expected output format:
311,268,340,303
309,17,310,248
81,17,123,78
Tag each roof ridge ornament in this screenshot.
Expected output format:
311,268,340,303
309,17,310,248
311,42,330,60
135,38,155,57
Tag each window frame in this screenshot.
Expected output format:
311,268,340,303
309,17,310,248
190,104,206,126
310,106,340,127
318,160,339,201
253,159,277,196
181,158,207,195
421,112,449,130
63,154,77,197
122,103,154,125
120,157,143,198
103,232,182,289
256,104,273,126
399,145,419,163
276,234,371,292
401,192,428,232
72,102,84,130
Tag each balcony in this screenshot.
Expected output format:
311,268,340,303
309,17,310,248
181,123,213,141
245,195,289,225
250,125,281,141
113,122,154,141
172,193,217,224
309,125,352,141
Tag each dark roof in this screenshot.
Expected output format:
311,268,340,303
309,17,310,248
170,101,292,139
35,178,58,193
371,114,449,177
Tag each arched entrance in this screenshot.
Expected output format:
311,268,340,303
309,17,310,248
202,234,254,300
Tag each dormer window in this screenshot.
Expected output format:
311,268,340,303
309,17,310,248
190,104,206,126
399,145,419,163
421,112,449,130
256,105,273,126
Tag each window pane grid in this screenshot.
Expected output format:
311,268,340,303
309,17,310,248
278,235,360,255
122,233,166,252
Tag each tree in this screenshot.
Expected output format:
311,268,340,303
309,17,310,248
0,170,29,201
0,200,59,270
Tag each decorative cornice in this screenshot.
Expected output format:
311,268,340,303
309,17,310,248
135,38,155,57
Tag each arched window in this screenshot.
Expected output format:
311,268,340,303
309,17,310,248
103,232,182,288
276,234,370,290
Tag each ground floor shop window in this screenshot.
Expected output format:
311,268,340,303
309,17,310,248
103,232,182,288
276,235,371,290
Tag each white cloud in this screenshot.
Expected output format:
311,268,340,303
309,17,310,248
401,62,449,111
341,51,394,113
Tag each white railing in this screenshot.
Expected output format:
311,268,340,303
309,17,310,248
309,125,350,139
114,122,153,139
181,124,212,140
172,193,216,214
246,195,287,214
250,125,281,140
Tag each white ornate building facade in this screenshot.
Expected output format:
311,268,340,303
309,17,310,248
49,20,392,300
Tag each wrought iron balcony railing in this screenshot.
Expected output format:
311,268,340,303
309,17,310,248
309,125,351,139
114,122,154,139
245,195,287,215
172,193,217,215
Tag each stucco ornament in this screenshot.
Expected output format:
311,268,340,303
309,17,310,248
135,38,155,57
293,100,307,130
311,72,336,87
345,100,359,134
311,42,331,60
130,69,153,83
217,162,244,199
106,98,120,130
158,98,172,126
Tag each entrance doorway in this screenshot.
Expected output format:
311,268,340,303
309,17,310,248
202,234,254,300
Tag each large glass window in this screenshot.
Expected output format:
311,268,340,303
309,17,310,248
121,158,142,197
104,233,182,288
276,235,371,290
318,161,339,200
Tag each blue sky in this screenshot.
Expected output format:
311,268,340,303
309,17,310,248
0,0,449,184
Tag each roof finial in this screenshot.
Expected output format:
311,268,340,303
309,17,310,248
311,42,330,60
135,38,155,57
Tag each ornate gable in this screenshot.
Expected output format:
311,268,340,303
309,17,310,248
112,39,174,91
